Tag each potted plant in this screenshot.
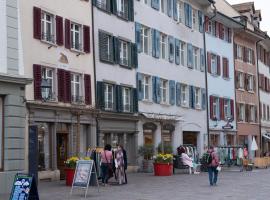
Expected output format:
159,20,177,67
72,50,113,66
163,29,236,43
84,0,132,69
138,144,154,173
153,154,173,176
157,143,173,154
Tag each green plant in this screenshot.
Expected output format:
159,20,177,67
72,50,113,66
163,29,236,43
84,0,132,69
64,156,91,169
138,144,154,160
154,154,173,164
157,143,173,154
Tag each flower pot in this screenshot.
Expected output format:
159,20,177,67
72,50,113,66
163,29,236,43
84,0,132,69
65,168,75,186
153,163,173,176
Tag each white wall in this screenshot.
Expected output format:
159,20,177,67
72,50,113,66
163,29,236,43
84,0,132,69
0,0,7,74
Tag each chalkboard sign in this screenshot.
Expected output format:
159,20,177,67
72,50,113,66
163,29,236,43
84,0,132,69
9,173,39,200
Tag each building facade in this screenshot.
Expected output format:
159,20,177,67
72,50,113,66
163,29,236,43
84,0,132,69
135,0,212,156
19,0,96,180
0,0,31,194
92,0,139,167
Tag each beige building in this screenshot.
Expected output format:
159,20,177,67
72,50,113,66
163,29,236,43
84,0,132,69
19,0,96,180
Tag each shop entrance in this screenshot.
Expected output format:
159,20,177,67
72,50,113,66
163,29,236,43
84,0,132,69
57,133,68,180
183,131,198,147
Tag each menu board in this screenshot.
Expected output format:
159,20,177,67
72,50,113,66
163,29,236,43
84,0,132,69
9,173,39,200
72,160,93,188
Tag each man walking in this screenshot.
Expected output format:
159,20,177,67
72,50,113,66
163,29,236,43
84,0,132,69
207,146,220,186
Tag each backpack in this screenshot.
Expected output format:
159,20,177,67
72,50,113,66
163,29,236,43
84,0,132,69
201,152,213,165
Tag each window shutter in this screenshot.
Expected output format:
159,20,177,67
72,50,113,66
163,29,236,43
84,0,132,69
83,25,91,53
243,47,247,62
167,0,172,17
113,37,120,64
187,43,193,68
230,99,234,120
219,97,224,120
176,82,181,106
33,7,41,40
259,74,262,89
189,85,194,109
175,39,180,65
116,85,123,112
188,4,192,28
156,77,161,104
215,22,219,37
252,49,255,65
201,88,206,110
137,73,144,101
217,55,221,75
135,23,142,53
33,64,42,100
84,74,92,105
65,19,71,49
169,36,174,63
200,48,205,72
205,16,209,32
169,80,176,105
151,0,160,10
131,43,138,68
173,0,177,20
96,81,105,109
99,31,110,62
155,30,160,58
207,52,211,73
57,69,65,102
65,71,71,103
244,73,249,91
210,96,214,119
152,76,157,103
253,76,256,92
235,71,239,89
245,104,249,122
228,28,232,43
255,106,258,123
152,29,156,58
223,57,229,78
113,84,117,111
133,88,138,113
219,23,224,39
234,43,237,58
184,3,189,27
56,16,64,46
128,0,134,21
198,11,203,33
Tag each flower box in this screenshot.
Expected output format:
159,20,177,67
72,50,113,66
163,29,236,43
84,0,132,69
153,163,173,176
65,168,75,186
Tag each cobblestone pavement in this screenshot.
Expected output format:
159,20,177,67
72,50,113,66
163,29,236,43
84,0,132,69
2,169,270,200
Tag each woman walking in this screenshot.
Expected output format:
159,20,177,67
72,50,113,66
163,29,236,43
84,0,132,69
100,144,113,186
207,146,220,186
115,145,126,185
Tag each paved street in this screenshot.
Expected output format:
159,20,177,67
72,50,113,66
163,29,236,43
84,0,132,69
35,169,269,200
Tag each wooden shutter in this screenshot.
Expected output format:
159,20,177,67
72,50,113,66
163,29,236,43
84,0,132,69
217,55,221,75
56,16,63,46
57,69,65,102
219,23,224,39
167,0,173,17
33,64,42,100
65,19,71,49
219,98,224,120
135,23,142,53
116,85,123,112
128,0,134,21
252,49,255,65
236,103,240,121
205,16,209,32
234,43,237,58
33,7,41,40
84,74,92,105
228,28,232,43
210,96,214,119
243,47,247,62
169,80,176,105
235,71,239,89
207,52,211,73
133,88,138,112
65,71,71,103
96,82,105,109
230,99,234,120
215,22,219,37
83,25,90,53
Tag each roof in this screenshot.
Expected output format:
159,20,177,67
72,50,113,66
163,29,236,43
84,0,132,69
232,2,255,14
255,10,262,21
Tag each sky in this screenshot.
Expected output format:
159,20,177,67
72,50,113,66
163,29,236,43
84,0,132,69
226,0,270,32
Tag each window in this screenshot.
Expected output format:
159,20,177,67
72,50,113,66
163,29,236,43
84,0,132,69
119,40,129,66
99,31,114,62
250,105,256,122
239,72,244,89
140,26,150,55
142,75,151,100
117,0,128,19
105,84,114,110
176,1,183,23
181,84,188,106
267,105,270,121
195,88,201,108
239,103,245,121
122,87,131,112
247,48,252,64
224,99,231,120
193,47,199,70
192,9,197,30
213,97,219,119
71,23,82,51
180,42,185,66
247,75,254,91
41,11,55,43
211,54,217,74
211,22,216,36
96,0,108,10
208,21,212,34
237,45,243,60
41,68,54,100
160,0,166,13
160,33,167,60
144,131,154,145
263,104,266,120
160,79,168,103
71,74,82,103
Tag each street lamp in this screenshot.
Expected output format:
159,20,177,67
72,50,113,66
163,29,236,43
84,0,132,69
41,79,52,101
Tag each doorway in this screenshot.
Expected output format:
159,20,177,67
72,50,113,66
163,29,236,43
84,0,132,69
57,133,68,180
183,131,198,147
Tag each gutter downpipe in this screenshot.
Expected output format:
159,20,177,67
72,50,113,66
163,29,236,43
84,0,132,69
203,1,217,149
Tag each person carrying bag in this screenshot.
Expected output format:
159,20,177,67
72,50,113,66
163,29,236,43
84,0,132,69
100,144,113,186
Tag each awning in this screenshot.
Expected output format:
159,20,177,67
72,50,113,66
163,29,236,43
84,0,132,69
141,112,183,122
263,133,270,140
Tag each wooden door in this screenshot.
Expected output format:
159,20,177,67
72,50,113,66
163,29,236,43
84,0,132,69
57,133,68,180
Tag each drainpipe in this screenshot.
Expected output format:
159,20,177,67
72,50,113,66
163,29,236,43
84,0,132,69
203,1,217,149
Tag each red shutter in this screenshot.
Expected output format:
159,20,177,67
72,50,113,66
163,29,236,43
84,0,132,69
217,55,221,75
230,99,234,120
205,16,209,32
226,58,229,78
234,43,237,58
210,96,214,119
56,16,63,46
222,57,227,78
259,74,262,88
84,74,92,105
65,71,71,103
58,69,65,102
243,47,247,62
33,7,41,40
33,64,42,100
235,71,239,89
207,52,211,73
215,22,219,37
83,25,91,53
220,98,224,120
65,19,71,49
245,104,249,122
252,49,255,65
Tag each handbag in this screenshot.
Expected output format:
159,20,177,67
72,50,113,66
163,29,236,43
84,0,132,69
104,151,114,178
217,166,221,171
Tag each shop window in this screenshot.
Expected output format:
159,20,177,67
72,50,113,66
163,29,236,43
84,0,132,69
0,98,3,170
210,134,219,146
162,131,172,146
144,131,154,145
226,134,235,146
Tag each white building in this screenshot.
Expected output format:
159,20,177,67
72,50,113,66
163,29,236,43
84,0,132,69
19,0,96,180
135,0,212,156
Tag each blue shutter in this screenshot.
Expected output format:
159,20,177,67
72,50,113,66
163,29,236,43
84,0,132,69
113,37,120,64
152,76,157,103
176,82,181,106
198,11,203,33
137,73,144,100
201,88,206,110
156,77,161,104
151,0,160,10
167,0,172,17
188,4,192,28
169,80,176,105
175,39,180,65
135,22,142,53
200,48,205,72
187,43,193,68
155,30,160,58
189,85,194,109
184,3,189,27
173,0,177,21
152,29,156,58
168,36,174,63
116,85,123,112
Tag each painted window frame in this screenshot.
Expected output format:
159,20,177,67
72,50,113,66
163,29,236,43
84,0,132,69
122,87,131,112
41,67,55,101
71,22,83,52
104,83,114,111
181,84,188,107
41,11,55,44
160,79,168,104
140,25,151,55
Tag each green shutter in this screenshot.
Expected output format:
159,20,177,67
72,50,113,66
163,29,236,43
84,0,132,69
116,85,123,112
128,0,134,21
96,81,105,110
113,37,120,64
